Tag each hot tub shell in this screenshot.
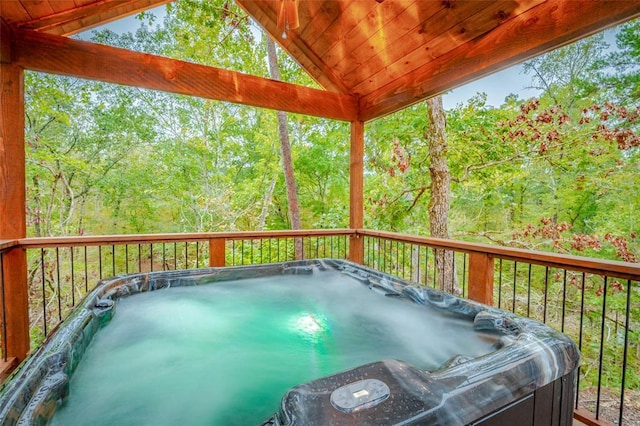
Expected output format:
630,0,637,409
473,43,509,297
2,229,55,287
0,259,579,425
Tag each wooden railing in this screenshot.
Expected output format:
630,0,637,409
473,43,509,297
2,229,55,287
1,229,639,425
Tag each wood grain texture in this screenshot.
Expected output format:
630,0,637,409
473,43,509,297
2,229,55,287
348,120,365,264
0,63,25,239
349,0,544,94
0,62,29,361
1,248,29,361
208,238,226,267
349,121,364,229
336,0,446,87
0,18,11,63
0,1,31,24
13,29,358,121
236,0,348,93
19,0,55,21
467,252,494,306
307,0,378,57
359,0,640,121
18,0,172,35
323,0,416,72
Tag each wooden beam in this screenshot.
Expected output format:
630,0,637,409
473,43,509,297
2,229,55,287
0,19,11,64
359,0,640,121
348,121,364,264
0,62,29,362
235,0,349,94
18,0,173,35
13,29,358,122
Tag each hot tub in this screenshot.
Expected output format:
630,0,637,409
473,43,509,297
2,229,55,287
0,259,579,425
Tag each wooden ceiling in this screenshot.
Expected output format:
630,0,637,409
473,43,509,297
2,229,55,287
0,0,172,35
2,0,640,121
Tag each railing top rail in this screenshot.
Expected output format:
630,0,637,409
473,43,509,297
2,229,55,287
359,229,640,281
0,240,19,251
12,228,640,281
17,229,355,248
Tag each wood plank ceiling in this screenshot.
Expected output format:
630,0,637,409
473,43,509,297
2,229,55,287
2,0,640,121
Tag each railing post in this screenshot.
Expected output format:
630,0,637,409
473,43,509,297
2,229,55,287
209,238,226,267
349,233,364,265
349,121,364,264
1,248,29,363
0,51,30,363
468,252,494,306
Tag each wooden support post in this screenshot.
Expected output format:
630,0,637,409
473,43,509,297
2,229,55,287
0,57,30,362
208,238,226,267
467,252,494,306
349,121,364,264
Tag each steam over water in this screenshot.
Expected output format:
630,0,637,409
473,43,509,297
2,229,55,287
51,269,498,425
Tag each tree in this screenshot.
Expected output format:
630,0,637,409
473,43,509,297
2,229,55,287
266,37,303,258
425,96,458,294
606,19,640,102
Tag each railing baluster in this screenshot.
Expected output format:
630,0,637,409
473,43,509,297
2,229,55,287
423,246,428,287
498,258,503,309
84,246,88,292
543,267,549,323
512,261,517,313
432,248,437,288
462,253,467,298
619,279,632,424
98,246,103,279
173,243,177,270
560,269,567,333
70,247,75,307
40,248,47,337
526,264,532,317
575,272,586,410
55,248,61,323
596,276,608,419
401,242,406,279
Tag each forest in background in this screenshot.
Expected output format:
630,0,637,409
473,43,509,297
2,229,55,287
25,0,639,262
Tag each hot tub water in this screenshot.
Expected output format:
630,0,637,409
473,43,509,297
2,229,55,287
50,268,497,426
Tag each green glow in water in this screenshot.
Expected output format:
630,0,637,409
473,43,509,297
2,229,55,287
50,270,497,426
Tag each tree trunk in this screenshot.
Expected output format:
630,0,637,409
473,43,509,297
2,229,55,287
257,177,276,231
266,37,303,259
425,96,459,294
